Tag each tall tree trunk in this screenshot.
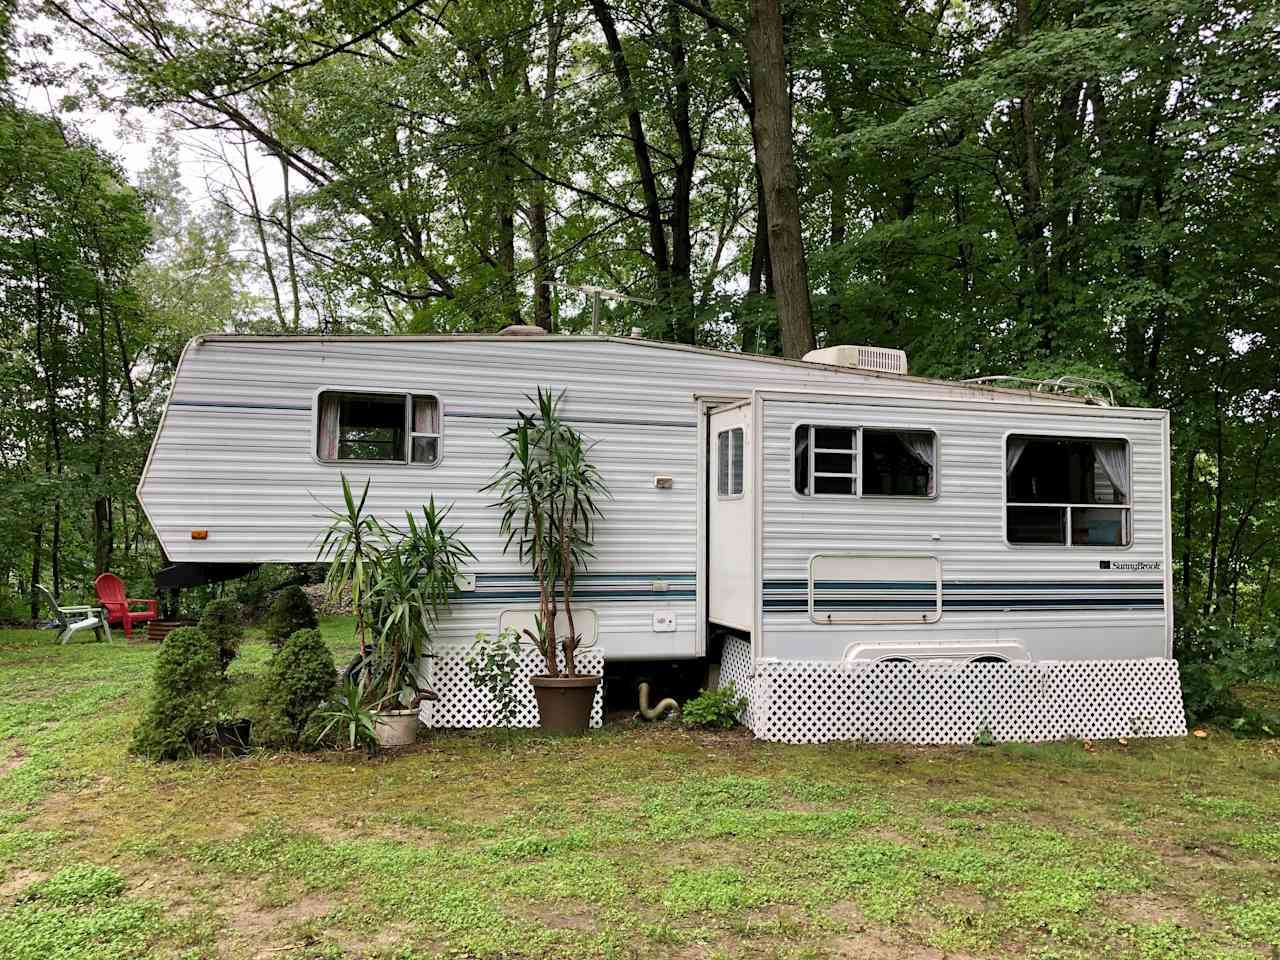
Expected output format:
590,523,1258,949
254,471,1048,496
529,2,562,332
668,1,697,343
240,138,288,330
29,233,64,597
29,522,43,622
112,306,142,430
1203,390,1225,614
1180,440,1196,602
1014,0,1049,347
280,154,303,329
120,496,131,559
591,0,671,291
746,0,814,358
748,171,770,297
529,198,552,330
91,235,113,574
1049,79,1084,286
498,168,520,326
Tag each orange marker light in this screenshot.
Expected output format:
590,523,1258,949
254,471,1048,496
191,530,209,540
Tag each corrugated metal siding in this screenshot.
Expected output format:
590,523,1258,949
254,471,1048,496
758,397,1169,661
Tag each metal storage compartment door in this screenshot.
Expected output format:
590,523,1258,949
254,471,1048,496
708,402,754,633
809,553,942,624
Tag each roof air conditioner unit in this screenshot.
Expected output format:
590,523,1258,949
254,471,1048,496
803,345,908,375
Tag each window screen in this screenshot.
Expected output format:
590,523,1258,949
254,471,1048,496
316,391,441,465
717,427,744,497
1006,436,1130,546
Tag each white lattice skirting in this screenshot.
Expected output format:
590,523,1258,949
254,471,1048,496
418,645,604,729
718,636,1186,745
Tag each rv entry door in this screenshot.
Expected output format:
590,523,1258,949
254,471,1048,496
708,401,754,633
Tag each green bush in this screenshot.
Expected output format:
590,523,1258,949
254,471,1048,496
262,585,318,646
682,683,747,729
1177,614,1280,736
260,628,336,747
130,627,225,760
199,598,244,672
465,628,523,725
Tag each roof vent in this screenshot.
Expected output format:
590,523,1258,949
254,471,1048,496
803,345,908,375
498,324,549,337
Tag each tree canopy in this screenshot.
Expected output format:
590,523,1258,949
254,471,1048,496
0,0,1275,630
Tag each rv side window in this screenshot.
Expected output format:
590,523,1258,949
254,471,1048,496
316,391,440,466
717,427,744,497
794,425,856,496
410,395,441,465
795,426,934,497
1006,435,1130,546
862,429,935,497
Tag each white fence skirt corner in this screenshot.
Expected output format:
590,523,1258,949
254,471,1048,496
419,644,604,729
718,636,1186,745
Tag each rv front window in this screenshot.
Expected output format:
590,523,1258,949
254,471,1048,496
1006,435,1131,546
717,427,744,497
316,390,441,466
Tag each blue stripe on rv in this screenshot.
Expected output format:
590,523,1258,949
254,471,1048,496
451,572,696,603
762,578,1165,612
768,579,1165,592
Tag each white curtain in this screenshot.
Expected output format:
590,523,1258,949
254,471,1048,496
1006,437,1028,476
317,394,340,460
413,396,440,434
1094,440,1129,503
898,432,936,496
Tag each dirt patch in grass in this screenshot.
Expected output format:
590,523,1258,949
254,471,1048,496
220,892,338,954
0,745,25,776
518,900,598,931
834,931,980,959
324,922,427,958
0,868,44,900
1108,891,1200,927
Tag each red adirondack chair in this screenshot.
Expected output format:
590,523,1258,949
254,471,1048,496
93,573,158,639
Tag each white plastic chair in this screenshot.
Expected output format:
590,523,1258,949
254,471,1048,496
35,585,112,644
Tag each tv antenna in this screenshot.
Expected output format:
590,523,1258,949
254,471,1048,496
543,282,654,334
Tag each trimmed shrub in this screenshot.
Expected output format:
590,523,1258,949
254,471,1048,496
260,628,336,747
262,585,318,647
130,627,225,760
199,598,244,672
681,683,747,729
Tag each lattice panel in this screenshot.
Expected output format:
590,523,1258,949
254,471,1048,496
739,656,1185,745
717,636,757,730
420,645,604,729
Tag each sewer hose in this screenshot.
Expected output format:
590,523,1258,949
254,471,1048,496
638,681,678,721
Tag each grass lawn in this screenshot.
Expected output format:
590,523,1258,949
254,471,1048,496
1,620,1278,959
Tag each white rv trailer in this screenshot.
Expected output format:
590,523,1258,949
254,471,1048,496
138,333,1186,742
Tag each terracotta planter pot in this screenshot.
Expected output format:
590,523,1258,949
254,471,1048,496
530,675,600,733
372,708,419,748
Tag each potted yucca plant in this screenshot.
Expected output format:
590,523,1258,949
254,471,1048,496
317,476,474,747
484,388,608,731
